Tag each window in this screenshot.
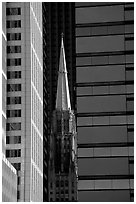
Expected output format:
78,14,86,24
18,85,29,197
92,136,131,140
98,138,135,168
17,191,20,200
6,8,21,15
65,180,68,186
76,35,124,53
76,6,124,24
7,71,21,79
77,126,127,144
12,163,21,171
7,20,21,28
77,95,126,113
7,109,21,117
17,177,20,185
6,122,21,131
76,27,91,37
6,149,21,157
7,33,21,41
7,84,21,92
7,97,21,105
6,136,21,144
78,190,130,202
7,46,21,53
77,65,125,83
7,58,21,66
78,158,129,175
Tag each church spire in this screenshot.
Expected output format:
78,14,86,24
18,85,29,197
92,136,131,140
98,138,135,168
56,34,71,111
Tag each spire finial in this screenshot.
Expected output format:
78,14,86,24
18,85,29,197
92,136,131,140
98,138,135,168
61,32,64,39
55,34,71,111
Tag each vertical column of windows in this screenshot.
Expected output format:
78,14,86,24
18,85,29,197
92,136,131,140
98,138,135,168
124,4,134,202
6,7,22,202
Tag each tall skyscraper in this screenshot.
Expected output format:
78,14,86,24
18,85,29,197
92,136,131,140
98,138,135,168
2,2,17,202
48,35,78,202
42,2,76,201
4,2,43,201
75,2,134,202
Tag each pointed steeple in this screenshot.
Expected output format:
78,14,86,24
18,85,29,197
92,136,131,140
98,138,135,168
56,34,71,111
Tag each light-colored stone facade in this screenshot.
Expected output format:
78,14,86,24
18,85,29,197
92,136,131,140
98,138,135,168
5,2,43,201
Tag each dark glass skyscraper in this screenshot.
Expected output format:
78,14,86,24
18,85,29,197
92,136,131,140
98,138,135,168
76,2,134,202
43,2,134,202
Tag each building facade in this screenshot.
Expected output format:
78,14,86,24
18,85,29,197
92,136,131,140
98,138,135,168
4,2,43,201
2,3,17,202
42,2,76,201
75,2,134,202
2,154,17,202
48,36,78,202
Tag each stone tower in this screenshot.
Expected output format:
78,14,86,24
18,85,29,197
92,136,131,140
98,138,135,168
48,35,78,201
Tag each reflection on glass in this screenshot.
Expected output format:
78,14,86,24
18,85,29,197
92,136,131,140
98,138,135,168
76,6,124,24
77,95,126,113
77,126,127,143
78,147,131,158
77,65,125,83
78,158,129,175
112,179,129,189
76,35,124,53
76,27,91,36
77,117,92,126
110,115,126,125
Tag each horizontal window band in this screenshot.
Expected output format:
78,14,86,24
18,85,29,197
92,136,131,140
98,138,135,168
78,174,134,180
77,124,134,128
78,156,133,159
76,50,134,57
76,33,133,38
78,188,133,192
77,111,134,117
76,20,134,28
76,80,134,87
77,93,134,98
75,3,125,8
76,62,134,68
78,142,134,148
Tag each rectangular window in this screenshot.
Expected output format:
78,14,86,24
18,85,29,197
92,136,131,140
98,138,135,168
6,122,21,131
17,191,20,200
77,126,127,144
78,158,129,175
6,149,21,157
7,33,21,41
76,35,124,53
76,6,124,24
77,95,126,113
17,177,20,185
6,136,21,144
7,71,21,79
7,46,21,53
77,65,125,83
7,58,21,66
7,97,21,105
7,84,21,92
6,8,21,15
7,109,21,117
7,20,21,28
78,190,130,202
